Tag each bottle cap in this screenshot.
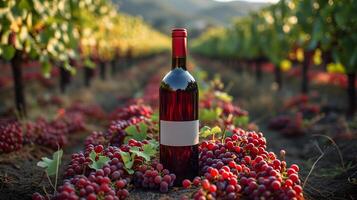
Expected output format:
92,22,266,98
172,28,187,37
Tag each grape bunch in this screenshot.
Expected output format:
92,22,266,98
268,113,305,136
142,76,161,108
109,104,153,121
24,114,85,149
85,116,147,148
133,162,176,193
183,128,304,199
0,119,23,153
34,174,129,200
67,102,106,120
221,102,248,118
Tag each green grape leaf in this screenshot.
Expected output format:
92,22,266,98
88,150,110,170
41,61,51,78
211,126,222,135
200,126,212,138
119,151,135,174
233,116,249,127
215,91,233,102
200,108,220,122
2,45,16,61
124,122,148,143
37,149,63,176
84,58,95,68
18,0,31,10
150,112,159,123
129,146,150,161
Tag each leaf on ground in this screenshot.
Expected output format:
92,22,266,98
37,149,63,176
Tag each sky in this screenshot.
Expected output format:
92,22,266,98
214,0,279,3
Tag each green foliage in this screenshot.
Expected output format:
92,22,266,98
124,122,148,143
119,151,135,174
37,149,63,176
200,107,223,122
200,126,222,138
192,0,356,74
88,150,110,170
120,140,159,174
233,116,249,127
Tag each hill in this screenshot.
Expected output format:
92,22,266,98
112,0,269,37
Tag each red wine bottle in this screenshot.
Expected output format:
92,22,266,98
159,28,199,184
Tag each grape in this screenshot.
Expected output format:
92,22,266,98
109,104,152,121
0,119,23,153
160,181,168,193
133,162,175,193
182,179,191,188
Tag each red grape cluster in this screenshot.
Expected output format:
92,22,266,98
182,128,303,199
133,161,176,193
34,174,129,200
37,95,64,107
221,103,249,118
67,102,106,120
283,94,321,118
48,141,173,200
268,113,305,136
85,116,147,147
24,114,85,149
199,92,249,119
109,104,152,121
0,119,23,153
142,75,161,108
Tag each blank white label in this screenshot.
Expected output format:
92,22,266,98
160,120,199,146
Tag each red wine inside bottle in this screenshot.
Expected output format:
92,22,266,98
159,28,199,184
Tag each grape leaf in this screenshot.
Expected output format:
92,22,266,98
200,126,212,138
88,150,110,170
84,58,95,68
124,122,148,143
199,108,222,122
150,112,159,123
2,45,16,61
119,151,135,174
214,91,232,102
37,149,63,176
129,146,150,161
211,126,222,135
129,141,158,162
233,116,249,127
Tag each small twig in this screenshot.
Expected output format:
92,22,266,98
306,113,325,128
54,145,60,192
224,81,234,93
42,185,50,199
312,134,345,170
303,142,325,189
45,171,56,192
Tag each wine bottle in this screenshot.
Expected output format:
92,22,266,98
159,28,199,184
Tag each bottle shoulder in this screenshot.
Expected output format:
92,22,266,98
161,68,198,91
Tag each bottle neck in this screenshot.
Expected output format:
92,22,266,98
172,57,186,70
172,36,187,70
